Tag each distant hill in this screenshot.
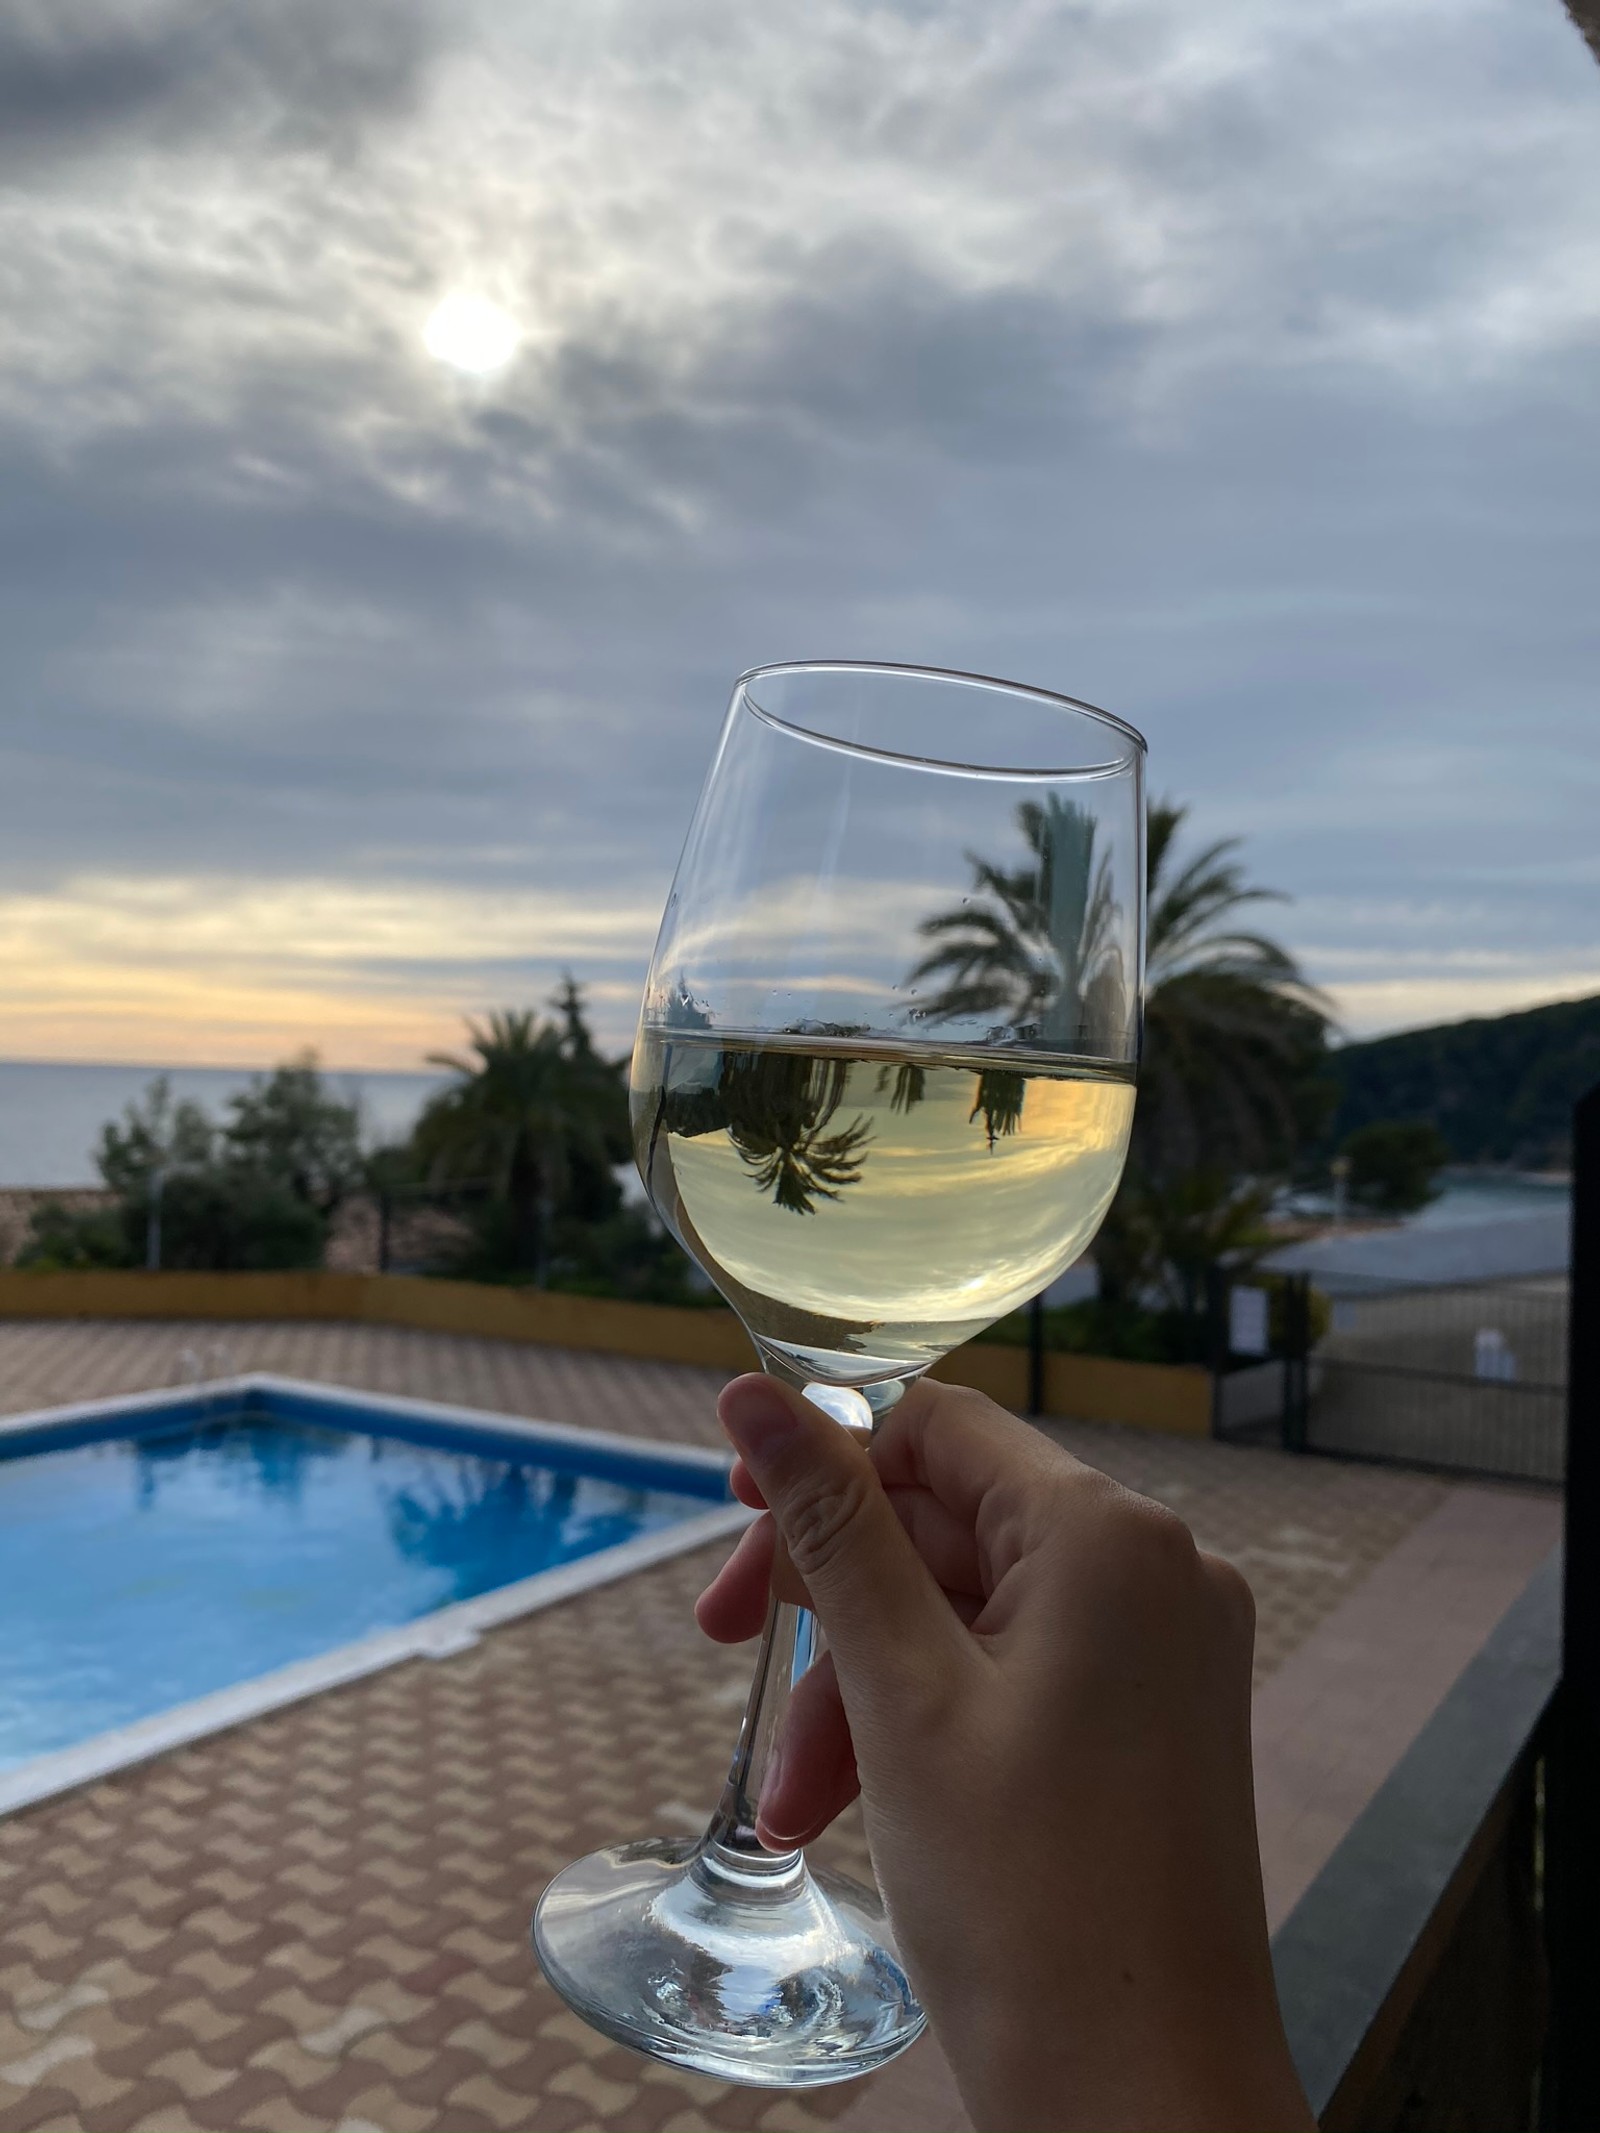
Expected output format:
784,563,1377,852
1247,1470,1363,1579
1328,992,1600,1169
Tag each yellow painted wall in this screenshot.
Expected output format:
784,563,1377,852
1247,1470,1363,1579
0,1269,759,1372
930,1343,1212,1436
0,1271,1211,1435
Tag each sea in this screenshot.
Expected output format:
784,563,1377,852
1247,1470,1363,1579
1283,1169,1571,1231
0,1057,1575,1246
0,1060,448,1187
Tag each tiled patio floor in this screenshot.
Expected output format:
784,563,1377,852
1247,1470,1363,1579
0,1321,1560,2132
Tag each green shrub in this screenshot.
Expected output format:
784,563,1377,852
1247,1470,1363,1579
975,1298,1208,1365
134,1169,327,1271
1257,1270,1332,1349
17,1202,134,1271
974,1275,1331,1365
1342,1118,1450,1215
18,1167,326,1273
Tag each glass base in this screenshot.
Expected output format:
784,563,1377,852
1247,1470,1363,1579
532,1834,927,2088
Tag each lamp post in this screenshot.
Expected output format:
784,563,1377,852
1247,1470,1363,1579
1329,1153,1351,1229
146,1166,165,1271
1027,1290,1046,1415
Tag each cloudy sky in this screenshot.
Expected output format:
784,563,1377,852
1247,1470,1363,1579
2,0,1597,1068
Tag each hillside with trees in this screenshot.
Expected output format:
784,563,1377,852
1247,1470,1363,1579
1327,991,1600,1168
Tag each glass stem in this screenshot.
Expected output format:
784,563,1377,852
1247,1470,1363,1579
694,1366,911,1895
697,1596,818,1889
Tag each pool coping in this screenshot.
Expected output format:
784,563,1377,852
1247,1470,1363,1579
0,1372,753,1819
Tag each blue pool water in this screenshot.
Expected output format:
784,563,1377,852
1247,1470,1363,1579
0,1397,719,1771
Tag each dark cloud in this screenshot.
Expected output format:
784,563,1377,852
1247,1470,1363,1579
0,0,443,169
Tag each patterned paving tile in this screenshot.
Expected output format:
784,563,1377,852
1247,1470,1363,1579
0,1318,1452,2130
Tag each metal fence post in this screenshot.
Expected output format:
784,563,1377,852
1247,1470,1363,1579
1284,1272,1310,1454
1027,1292,1046,1417
1206,1263,1229,1436
1543,1080,1600,2129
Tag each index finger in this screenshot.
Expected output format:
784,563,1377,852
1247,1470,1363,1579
868,1377,1078,1520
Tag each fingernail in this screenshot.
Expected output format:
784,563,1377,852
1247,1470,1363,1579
758,1746,799,1848
720,1377,800,1466
760,1739,786,1812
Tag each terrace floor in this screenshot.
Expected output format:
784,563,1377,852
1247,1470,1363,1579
0,1320,1561,2133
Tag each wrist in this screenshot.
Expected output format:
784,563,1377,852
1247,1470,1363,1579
930,1962,1311,2133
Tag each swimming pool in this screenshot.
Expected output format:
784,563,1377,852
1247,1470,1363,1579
0,1375,745,1812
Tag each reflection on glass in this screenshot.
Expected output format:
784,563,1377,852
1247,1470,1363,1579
970,1066,1026,1147
910,794,1126,1051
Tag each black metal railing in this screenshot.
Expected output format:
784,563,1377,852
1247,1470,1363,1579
1544,1080,1600,2127
1206,1267,1314,1448
1204,1260,1568,1485
1271,1081,1599,2129
1298,1270,1567,1485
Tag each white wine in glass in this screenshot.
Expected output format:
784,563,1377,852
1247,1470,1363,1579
535,661,1145,2088
633,1030,1135,1384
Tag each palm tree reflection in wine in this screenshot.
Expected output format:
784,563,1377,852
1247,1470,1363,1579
661,1044,874,1217
873,1027,1024,1149
878,1061,925,1117
968,1067,1026,1148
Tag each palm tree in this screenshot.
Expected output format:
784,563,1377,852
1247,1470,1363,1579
908,794,1124,1049
414,1003,622,1283
1136,802,1330,1178
910,797,1330,1303
1096,802,1330,1301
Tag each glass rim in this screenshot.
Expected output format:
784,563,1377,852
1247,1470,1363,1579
734,658,1147,779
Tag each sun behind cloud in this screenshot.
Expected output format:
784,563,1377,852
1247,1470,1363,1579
422,293,522,377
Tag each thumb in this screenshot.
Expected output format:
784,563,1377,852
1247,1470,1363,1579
718,1374,965,1697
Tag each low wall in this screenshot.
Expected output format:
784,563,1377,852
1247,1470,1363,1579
0,1269,759,1371
0,1270,1212,1436
932,1342,1211,1436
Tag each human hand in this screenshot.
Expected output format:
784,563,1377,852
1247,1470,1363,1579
696,1373,1312,2133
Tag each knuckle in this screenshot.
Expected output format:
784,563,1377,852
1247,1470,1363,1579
1203,1553,1257,1642
779,1465,876,1583
1113,1490,1200,1576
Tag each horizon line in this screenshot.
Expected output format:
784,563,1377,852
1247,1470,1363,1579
0,1055,451,1079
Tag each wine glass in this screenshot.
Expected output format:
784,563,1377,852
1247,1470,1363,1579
534,661,1145,2087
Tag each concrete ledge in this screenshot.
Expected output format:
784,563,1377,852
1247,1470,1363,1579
0,1269,1213,1435
1271,1550,1560,2129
